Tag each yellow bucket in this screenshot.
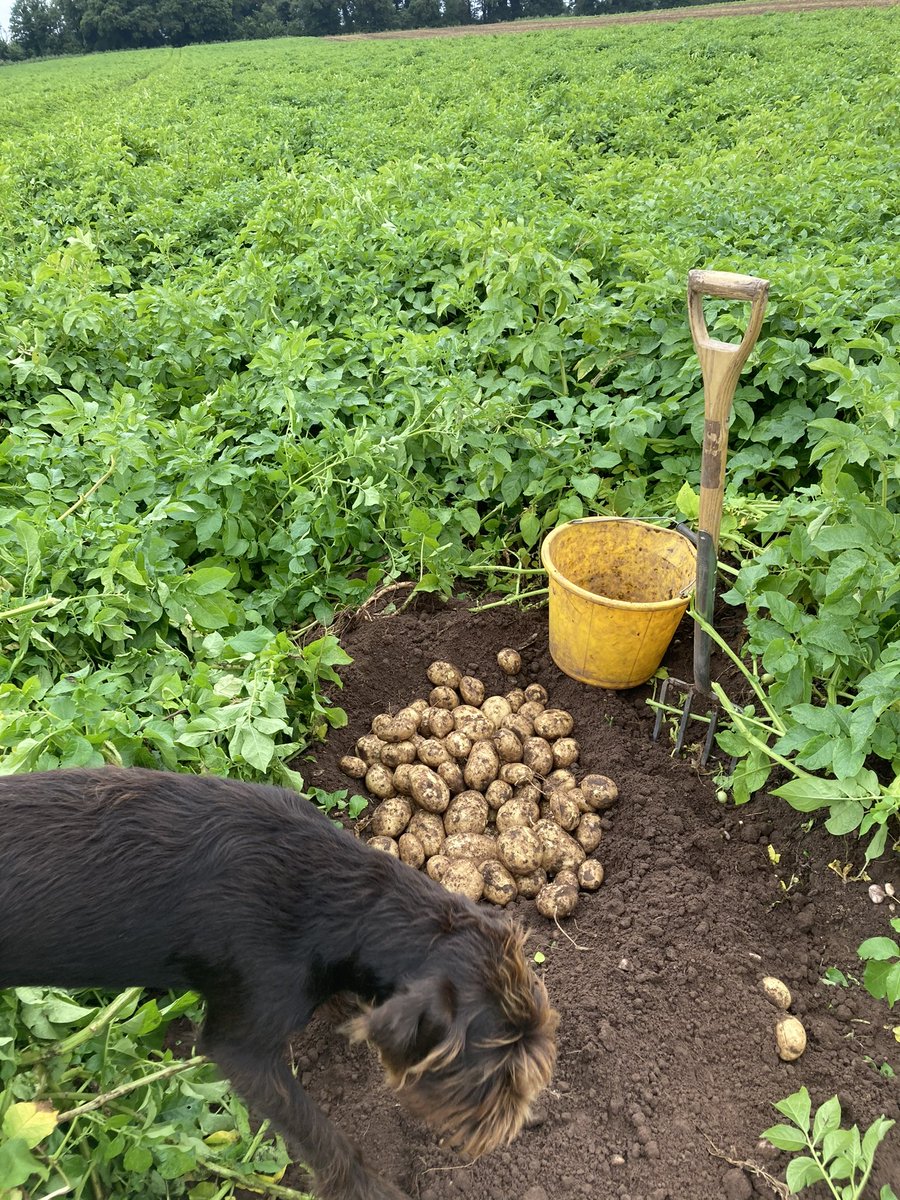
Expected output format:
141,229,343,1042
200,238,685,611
540,518,696,690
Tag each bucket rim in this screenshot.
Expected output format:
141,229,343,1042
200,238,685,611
540,517,696,613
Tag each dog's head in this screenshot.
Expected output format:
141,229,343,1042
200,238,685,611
347,915,558,1158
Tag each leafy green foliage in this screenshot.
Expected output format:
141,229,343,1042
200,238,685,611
762,1087,897,1200
857,919,900,1010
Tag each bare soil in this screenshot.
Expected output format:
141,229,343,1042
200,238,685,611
293,596,900,1200
327,0,900,40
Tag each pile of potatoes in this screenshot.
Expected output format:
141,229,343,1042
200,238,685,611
338,650,617,920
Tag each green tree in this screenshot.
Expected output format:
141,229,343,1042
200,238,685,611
10,0,62,55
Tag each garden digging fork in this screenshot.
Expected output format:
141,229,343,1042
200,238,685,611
652,268,769,766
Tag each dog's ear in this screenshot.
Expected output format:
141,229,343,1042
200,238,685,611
346,978,458,1080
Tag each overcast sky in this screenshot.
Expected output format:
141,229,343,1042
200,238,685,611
1,1,13,35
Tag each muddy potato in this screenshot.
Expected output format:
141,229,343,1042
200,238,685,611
536,820,585,874
577,859,605,891
408,698,429,716
761,977,792,1010
464,740,500,791
458,676,486,707
453,705,495,741
443,832,498,864
437,760,465,795
501,712,534,741
513,782,542,807
554,868,579,890
408,810,445,857
427,661,462,689
482,860,517,906
393,763,414,795
496,647,522,676
581,773,619,811
370,797,413,839
442,859,484,903
551,737,580,769
417,737,450,768
494,728,524,764
523,736,554,777
533,708,575,740
567,787,589,814
775,1016,807,1061
505,688,526,712
372,709,420,744
445,730,473,760
430,686,459,711
575,812,604,853
536,881,578,919
421,706,455,739
444,791,489,836
482,695,512,727
548,790,581,832
368,835,400,858
426,853,450,882
365,764,396,799
339,755,368,779
356,734,385,765
409,764,451,813
499,762,534,787
380,740,418,769
524,683,548,704
545,769,577,793
485,779,514,810
519,700,545,723
498,826,543,876
515,868,547,899
398,832,426,869
495,796,540,833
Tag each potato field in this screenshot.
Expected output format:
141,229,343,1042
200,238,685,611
1,7,899,1199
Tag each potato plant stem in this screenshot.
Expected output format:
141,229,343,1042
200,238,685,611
195,1159,315,1199
57,1055,207,1122
20,988,144,1065
0,595,62,619
59,455,117,520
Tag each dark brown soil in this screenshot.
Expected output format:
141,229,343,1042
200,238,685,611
295,597,899,1200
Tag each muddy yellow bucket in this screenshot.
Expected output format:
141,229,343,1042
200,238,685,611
540,518,696,690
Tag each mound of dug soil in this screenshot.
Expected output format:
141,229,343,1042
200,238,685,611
299,598,899,1200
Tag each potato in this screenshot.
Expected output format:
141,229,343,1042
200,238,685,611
370,797,413,839
372,709,419,744
437,760,465,795
443,832,498,864
426,853,450,882
408,809,445,857
408,698,429,715
365,764,396,799
535,820,585,874
536,882,578,920
444,730,473,760
581,774,619,811
533,708,575,740
482,695,512,727
380,740,418,769
482,860,517,906
459,675,486,707
393,763,414,795
548,790,580,832
575,813,603,853
513,782,542,807
577,859,605,891
442,859,484,903
409,764,451,813
339,755,368,779
551,738,580,769
427,661,463,688
525,683,548,704
567,787,589,813
417,737,450,768
368,835,400,858
523,736,554,777
497,648,522,676
554,868,579,890
452,705,493,738
545,768,577,793
356,734,385,765
761,977,792,1010
494,728,524,764
496,797,540,833
485,779,514,810
430,686,460,711
502,713,534,741
775,1016,807,1061
464,740,500,791
398,832,426,869
505,688,526,712
497,827,543,876
421,706,455,739
444,791,489,836
515,868,547,899
499,762,534,787
519,700,545,722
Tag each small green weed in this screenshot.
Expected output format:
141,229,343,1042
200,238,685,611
857,919,900,1009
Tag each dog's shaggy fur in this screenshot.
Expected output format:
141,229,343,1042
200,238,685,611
0,768,558,1200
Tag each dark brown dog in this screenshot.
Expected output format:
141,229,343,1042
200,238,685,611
0,768,558,1200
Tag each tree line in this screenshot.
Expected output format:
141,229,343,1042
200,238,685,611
2,0,717,59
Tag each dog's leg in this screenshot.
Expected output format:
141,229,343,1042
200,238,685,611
203,1029,410,1200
